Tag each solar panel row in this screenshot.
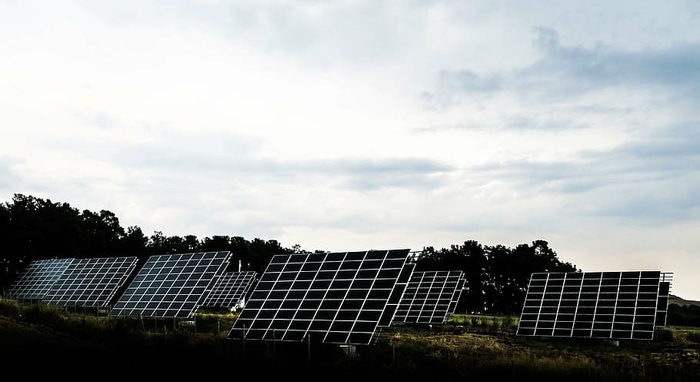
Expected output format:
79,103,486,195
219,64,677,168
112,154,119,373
517,271,672,340
6,252,674,346
6,252,259,318
42,256,139,308
6,258,74,301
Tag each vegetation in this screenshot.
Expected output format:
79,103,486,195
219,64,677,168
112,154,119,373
0,193,293,290
1,299,699,380
1,193,579,316
670,303,700,327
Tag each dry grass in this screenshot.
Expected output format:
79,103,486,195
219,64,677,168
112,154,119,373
2,299,700,380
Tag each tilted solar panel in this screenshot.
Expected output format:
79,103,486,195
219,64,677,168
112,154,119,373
108,251,232,319
199,271,258,311
6,258,74,301
394,270,465,324
376,262,415,328
655,272,673,327
449,272,466,314
228,249,414,345
517,270,672,340
42,256,139,308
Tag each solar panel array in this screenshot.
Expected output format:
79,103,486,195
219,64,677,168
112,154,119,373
6,258,74,301
517,270,672,340
228,249,415,345
109,251,232,318
394,270,466,324
200,271,258,310
42,256,140,308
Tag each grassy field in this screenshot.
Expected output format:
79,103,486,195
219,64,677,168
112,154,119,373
1,301,699,380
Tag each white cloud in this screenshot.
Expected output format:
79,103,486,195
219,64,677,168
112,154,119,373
2,0,699,300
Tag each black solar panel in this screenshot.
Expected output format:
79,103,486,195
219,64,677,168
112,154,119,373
228,249,414,345
655,272,673,327
199,271,258,311
517,270,673,340
377,261,415,328
108,251,232,318
394,270,466,324
6,258,74,301
42,257,139,308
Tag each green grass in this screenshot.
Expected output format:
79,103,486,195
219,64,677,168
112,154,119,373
2,299,699,380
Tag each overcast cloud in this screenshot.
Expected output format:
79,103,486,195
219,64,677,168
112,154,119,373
1,0,699,300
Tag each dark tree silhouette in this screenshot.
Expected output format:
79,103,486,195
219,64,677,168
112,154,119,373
120,225,148,256
80,209,126,257
485,240,578,315
417,239,578,315
417,241,489,313
1,193,583,316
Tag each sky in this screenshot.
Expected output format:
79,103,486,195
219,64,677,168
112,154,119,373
1,1,699,301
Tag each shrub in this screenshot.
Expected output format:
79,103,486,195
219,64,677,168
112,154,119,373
0,298,20,317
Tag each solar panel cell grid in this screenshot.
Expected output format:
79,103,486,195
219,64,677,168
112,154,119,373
517,270,672,340
6,258,74,301
42,257,139,308
199,271,257,310
108,251,231,319
228,249,413,345
394,270,466,325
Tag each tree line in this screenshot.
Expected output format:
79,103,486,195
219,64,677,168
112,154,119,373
1,193,578,315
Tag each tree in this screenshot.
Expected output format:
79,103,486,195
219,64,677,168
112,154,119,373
201,235,230,252
455,240,489,314
120,225,148,256
80,209,126,257
416,241,490,313
485,240,579,315
248,238,293,274
146,231,168,256
229,236,253,271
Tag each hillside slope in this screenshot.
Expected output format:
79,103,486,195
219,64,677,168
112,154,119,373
670,294,700,307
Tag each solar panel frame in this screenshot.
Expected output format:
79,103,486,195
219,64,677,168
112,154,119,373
228,249,414,346
199,270,258,310
516,270,672,340
108,251,232,319
6,258,74,301
42,256,140,308
449,272,466,313
376,262,415,328
655,272,673,327
394,270,466,324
